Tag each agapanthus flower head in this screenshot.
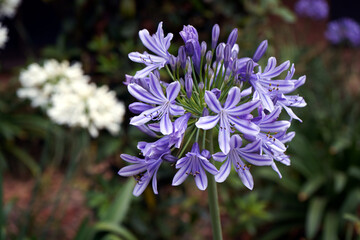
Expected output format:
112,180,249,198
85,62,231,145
0,22,8,49
294,0,329,20
325,18,360,47
17,59,125,137
0,0,21,18
120,22,306,196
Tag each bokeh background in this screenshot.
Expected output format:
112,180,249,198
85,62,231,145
1,0,360,239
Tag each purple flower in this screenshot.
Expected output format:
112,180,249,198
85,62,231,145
128,73,185,135
196,87,260,154
243,58,294,112
295,0,329,20
248,107,291,177
128,22,173,78
325,18,360,47
172,143,218,190
213,135,272,189
118,154,163,196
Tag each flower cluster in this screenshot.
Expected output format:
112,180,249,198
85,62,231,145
0,0,21,18
294,0,328,20
119,22,306,196
0,22,8,48
325,18,360,47
17,59,126,137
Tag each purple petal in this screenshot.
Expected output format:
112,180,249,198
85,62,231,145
240,139,262,153
204,91,222,113
279,131,295,143
149,73,166,100
238,168,254,190
264,57,276,73
128,52,165,65
260,79,294,93
195,115,220,130
260,120,290,132
215,158,231,183
219,117,231,154
167,81,181,101
172,161,191,186
139,28,166,57
195,167,207,190
212,152,227,162
129,102,152,114
136,125,158,137
134,64,163,79
160,113,173,135
271,162,282,178
240,87,252,97
200,158,218,175
230,134,243,149
262,60,290,79
227,100,260,116
128,84,162,105
229,116,260,136
133,177,151,196
120,154,144,163
176,156,189,168
152,168,159,194
224,87,241,109
262,106,282,123
252,81,274,112
170,104,185,116
238,151,273,166
148,123,161,132
191,142,200,154
130,106,161,126
118,164,147,177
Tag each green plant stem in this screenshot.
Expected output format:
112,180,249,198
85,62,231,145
205,129,223,240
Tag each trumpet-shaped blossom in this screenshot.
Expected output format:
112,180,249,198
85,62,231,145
118,153,168,196
196,87,260,154
172,143,218,190
128,73,185,135
129,22,173,78
213,135,272,189
325,18,360,47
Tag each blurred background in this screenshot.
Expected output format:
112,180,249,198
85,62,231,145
1,0,360,239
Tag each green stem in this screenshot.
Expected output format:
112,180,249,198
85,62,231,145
206,129,223,240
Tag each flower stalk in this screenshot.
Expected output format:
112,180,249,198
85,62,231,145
206,129,223,240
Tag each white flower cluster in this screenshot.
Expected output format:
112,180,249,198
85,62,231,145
0,0,21,18
18,59,126,137
0,22,8,48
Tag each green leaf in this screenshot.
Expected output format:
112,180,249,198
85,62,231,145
323,212,338,240
306,197,327,239
5,143,40,177
94,222,137,240
333,171,347,193
73,217,94,240
271,7,296,23
298,176,325,201
103,179,135,224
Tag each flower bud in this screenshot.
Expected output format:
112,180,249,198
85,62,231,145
252,40,268,63
212,24,220,49
185,73,193,98
227,28,238,48
223,44,231,69
216,43,224,62
178,46,186,69
206,50,213,65
185,41,194,56
201,41,207,57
